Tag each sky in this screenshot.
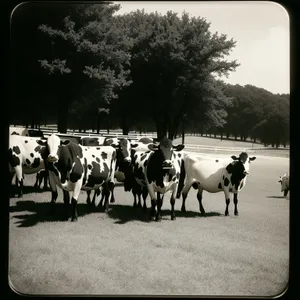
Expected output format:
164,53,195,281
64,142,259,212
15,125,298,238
114,1,289,95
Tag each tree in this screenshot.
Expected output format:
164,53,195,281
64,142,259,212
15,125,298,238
38,2,133,133
117,10,239,139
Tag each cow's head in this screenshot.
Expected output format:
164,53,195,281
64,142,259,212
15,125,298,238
45,134,70,162
105,137,131,164
148,138,184,169
231,152,256,176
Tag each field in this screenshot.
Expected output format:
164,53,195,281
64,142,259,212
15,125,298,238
8,139,290,297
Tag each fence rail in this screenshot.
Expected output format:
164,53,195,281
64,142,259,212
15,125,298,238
9,126,289,153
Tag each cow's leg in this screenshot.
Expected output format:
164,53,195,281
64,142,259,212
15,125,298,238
48,172,58,214
14,166,23,198
70,179,83,222
91,188,101,207
142,187,148,212
102,183,110,212
109,181,115,203
147,184,157,221
34,173,39,188
233,193,239,216
137,191,142,208
224,188,231,216
156,192,163,221
63,190,70,220
132,191,138,207
43,172,48,189
197,187,205,215
181,179,194,212
86,190,92,205
170,193,176,220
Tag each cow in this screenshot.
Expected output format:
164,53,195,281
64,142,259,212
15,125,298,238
143,138,185,221
82,136,132,207
80,136,106,147
8,134,47,197
42,133,117,221
278,173,289,197
34,169,49,189
177,152,256,216
123,138,160,209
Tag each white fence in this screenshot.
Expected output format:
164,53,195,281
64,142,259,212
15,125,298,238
9,125,289,154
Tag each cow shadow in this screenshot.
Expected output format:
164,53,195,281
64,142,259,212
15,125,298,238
9,200,98,228
266,195,286,199
107,204,222,224
9,185,51,197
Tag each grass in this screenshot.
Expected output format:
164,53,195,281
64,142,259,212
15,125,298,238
9,154,289,297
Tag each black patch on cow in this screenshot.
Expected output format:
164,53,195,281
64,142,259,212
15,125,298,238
229,188,233,192
26,159,30,164
140,154,147,161
178,153,181,158
218,182,222,189
176,172,180,179
30,153,34,158
92,154,95,158
34,145,42,153
223,175,225,180
226,163,233,174
8,149,20,167
31,157,40,168
96,147,100,150
101,152,108,160
70,157,83,183
96,157,100,163
25,140,28,143
82,157,88,186
12,146,21,155
85,161,108,188
88,164,92,170
143,160,148,168
228,161,246,191
224,178,230,187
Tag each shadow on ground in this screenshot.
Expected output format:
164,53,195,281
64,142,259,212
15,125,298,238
107,204,222,224
266,195,287,199
9,200,104,228
10,185,51,197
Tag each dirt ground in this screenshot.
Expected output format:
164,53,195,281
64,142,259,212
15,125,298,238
8,154,289,297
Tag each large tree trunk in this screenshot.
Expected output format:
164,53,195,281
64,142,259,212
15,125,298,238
122,116,129,135
57,97,69,133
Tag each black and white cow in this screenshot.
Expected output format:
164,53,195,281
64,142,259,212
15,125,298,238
278,173,289,197
8,134,47,197
82,136,132,206
80,136,106,147
177,152,256,216
144,138,185,221
42,134,117,221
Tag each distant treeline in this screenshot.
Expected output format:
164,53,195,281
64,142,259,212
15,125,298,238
10,2,289,147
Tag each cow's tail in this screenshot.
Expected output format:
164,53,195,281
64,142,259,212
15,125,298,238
176,160,185,199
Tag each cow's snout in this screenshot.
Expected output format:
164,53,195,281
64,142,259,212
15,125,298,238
162,160,173,169
48,155,58,162
124,157,131,163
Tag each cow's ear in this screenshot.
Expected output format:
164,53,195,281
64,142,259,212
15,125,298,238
173,144,185,151
110,143,119,149
36,139,47,146
231,155,239,160
148,144,159,152
61,140,70,145
250,157,256,161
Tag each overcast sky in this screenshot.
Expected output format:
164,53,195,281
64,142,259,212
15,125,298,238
114,1,289,94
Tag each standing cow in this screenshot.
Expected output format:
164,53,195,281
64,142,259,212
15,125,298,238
42,134,117,221
278,173,289,197
8,135,47,197
144,138,185,221
177,152,256,216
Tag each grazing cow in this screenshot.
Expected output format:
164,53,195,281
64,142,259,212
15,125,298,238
42,134,117,221
8,135,47,197
34,169,49,189
278,173,289,197
177,152,256,216
144,138,185,221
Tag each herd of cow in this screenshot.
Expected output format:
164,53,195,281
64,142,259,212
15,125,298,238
8,129,290,222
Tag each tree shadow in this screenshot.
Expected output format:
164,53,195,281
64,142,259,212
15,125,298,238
107,204,222,224
9,200,98,228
